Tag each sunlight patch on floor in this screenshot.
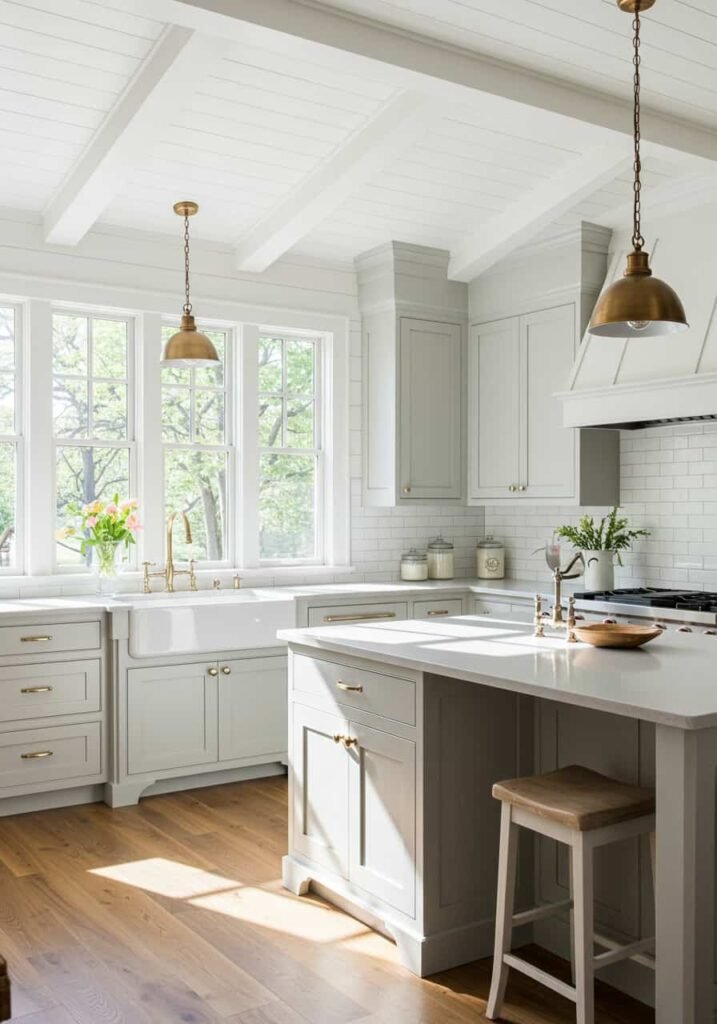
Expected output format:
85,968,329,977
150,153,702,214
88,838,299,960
89,857,371,944
191,885,369,942
90,857,240,899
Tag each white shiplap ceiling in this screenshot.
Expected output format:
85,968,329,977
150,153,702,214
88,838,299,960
0,0,714,274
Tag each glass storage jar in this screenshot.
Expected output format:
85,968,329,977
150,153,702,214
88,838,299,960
477,535,505,579
427,536,454,579
400,548,428,581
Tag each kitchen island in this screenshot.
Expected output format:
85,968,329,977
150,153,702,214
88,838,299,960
279,614,717,1024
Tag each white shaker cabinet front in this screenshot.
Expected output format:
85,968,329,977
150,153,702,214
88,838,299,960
363,312,463,506
469,304,619,505
291,703,350,878
348,722,416,916
398,318,462,501
127,664,218,775
218,656,287,763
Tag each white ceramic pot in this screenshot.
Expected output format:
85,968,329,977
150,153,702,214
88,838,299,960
582,550,615,592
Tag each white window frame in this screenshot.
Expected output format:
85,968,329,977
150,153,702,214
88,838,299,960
159,319,236,569
0,303,23,575
256,329,324,567
51,308,137,573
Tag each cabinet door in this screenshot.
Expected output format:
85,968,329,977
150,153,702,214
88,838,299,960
468,317,521,499
127,664,218,775
348,722,416,916
291,704,350,878
218,656,287,762
399,318,462,500
521,304,576,498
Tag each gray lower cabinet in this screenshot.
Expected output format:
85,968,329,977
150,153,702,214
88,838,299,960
290,699,416,916
348,721,416,916
219,655,287,762
127,664,218,775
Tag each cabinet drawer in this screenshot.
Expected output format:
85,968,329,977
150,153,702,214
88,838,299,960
0,621,101,657
307,602,407,627
412,598,463,619
293,654,415,726
0,722,102,790
0,660,101,723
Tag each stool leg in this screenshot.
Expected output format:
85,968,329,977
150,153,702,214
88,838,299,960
486,802,519,1021
568,855,576,985
571,833,595,1024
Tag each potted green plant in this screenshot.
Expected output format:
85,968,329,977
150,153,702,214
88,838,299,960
555,507,649,591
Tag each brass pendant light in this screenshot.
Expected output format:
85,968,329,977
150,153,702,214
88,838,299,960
589,0,688,338
160,201,219,366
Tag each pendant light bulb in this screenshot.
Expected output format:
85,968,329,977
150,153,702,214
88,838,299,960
588,0,688,339
160,201,219,367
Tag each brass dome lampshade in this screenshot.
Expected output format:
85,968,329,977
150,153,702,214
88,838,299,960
589,0,688,339
160,201,219,367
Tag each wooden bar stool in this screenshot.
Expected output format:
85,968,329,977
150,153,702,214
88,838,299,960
486,765,656,1024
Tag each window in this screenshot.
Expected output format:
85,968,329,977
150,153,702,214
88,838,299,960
53,312,133,566
161,324,231,564
258,334,321,562
0,307,19,570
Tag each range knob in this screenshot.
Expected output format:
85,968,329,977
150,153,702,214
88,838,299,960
603,618,617,625
704,629,717,636
677,626,693,633
652,623,666,631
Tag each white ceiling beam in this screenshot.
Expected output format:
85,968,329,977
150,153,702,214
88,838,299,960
234,92,436,272
149,0,717,167
448,145,631,281
44,25,230,246
595,173,717,232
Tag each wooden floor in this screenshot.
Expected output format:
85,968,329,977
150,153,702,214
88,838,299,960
0,777,654,1024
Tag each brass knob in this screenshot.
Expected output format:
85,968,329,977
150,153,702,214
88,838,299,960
341,737,358,749
402,486,411,494
518,484,526,492
207,666,218,676
221,666,231,675
508,484,517,493
332,734,343,744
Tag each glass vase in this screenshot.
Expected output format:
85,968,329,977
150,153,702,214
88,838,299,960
93,541,124,596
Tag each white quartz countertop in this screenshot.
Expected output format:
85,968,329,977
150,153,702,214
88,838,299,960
279,615,717,730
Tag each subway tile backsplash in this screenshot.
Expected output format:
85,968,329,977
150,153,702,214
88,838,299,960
485,424,717,590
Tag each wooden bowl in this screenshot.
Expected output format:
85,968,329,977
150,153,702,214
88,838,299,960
573,623,663,649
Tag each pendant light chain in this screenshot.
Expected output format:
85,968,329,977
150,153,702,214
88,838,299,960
632,1,644,252
183,212,192,315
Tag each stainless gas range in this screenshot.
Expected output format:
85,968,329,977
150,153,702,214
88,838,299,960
573,588,717,633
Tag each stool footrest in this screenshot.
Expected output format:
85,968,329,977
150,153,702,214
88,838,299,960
593,932,656,971
503,953,577,1003
512,898,572,928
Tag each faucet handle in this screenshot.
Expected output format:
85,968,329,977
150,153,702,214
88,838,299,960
188,559,198,592
233,574,241,590
142,561,155,594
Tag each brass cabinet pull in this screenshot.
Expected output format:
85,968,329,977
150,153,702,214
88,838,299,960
336,681,363,693
508,485,517,493
323,612,397,624
221,666,231,675
402,485,411,494
20,686,53,694
20,635,52,643
207,666,219,676
21,750,53,759
518,484,526,492
426,609,450,617
332,734,358,749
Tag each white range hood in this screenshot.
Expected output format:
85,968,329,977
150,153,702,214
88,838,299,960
559,203,717,429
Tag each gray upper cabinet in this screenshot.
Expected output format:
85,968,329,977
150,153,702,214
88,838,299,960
398,318,462,501
468,304,619,506
363,313,463,506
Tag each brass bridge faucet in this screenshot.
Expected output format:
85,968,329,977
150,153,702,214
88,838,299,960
534,551,585,643
143,511,197,593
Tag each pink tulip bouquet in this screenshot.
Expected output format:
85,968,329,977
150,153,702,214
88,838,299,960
60,495,141,579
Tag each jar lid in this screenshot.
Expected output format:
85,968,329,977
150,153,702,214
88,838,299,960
401,547,427,562
477,534,503,549
427,535,453,550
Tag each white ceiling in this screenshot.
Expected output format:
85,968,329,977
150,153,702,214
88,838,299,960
0,0,713,273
